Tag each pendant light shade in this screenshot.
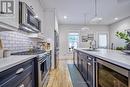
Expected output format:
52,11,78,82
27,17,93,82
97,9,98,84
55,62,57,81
81,14,89,31
91,0,102,22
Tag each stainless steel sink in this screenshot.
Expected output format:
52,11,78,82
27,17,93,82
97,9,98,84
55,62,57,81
82,48,98,51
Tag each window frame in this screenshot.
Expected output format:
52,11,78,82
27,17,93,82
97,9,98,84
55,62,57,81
68,33,79,51
98,33,108,48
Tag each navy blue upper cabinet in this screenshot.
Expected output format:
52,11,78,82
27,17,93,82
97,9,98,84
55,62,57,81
0,59,35,87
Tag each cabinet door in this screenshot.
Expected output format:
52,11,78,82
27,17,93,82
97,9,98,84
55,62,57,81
17,72,33,87
0,59,35,87
79,52,87,79
0,0,19,30
73,50,78,67
80,58,84,74
77,52,79,68
82,58,88,82
78,52,83,72
87,57,93,87
77,52,80,69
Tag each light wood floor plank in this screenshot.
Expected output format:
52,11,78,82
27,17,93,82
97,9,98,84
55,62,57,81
46,60,73,87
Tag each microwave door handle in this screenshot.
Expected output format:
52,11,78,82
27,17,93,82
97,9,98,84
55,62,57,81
30,17,38,25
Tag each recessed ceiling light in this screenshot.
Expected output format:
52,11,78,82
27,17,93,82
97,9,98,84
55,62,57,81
81,27,89,31
114,18,119,20
98,18,103,20
64,16,67,19
35,15,38,18
91,17,103,22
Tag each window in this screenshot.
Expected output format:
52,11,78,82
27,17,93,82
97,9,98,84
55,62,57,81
68,33,79,51
98,33,107,48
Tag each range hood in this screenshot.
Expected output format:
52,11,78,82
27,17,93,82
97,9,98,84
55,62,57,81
28,33,44,40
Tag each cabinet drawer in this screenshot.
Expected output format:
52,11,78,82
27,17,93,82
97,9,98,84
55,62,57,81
0,59,33,84
0,60,34,87
87,55,95,61
17,72,33,87
0,65,33,87
27,81,33,87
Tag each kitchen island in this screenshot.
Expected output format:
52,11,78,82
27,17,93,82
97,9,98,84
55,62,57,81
74,48,130,87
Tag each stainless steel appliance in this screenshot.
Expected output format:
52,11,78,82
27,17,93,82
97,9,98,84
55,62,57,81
19,2,41,33
12,50,51,87
37,52,50,87
54,30,59,68
96,59,129,87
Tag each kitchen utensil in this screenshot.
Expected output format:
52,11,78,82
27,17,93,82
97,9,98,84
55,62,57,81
3,50,11,57
0,39,3,49
0,39,3,58
0,49,3,58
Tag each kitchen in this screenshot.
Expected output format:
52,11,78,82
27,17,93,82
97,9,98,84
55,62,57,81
0,0,130,87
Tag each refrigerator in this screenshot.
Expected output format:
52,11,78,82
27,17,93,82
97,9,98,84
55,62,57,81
54,30,59,68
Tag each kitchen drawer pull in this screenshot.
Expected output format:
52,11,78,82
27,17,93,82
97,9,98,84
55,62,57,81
88,58,92,60
88,62,91,66
16,68,24,74
19,84,24,87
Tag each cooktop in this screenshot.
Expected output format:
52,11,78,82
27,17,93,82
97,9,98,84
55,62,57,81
11,50,46,55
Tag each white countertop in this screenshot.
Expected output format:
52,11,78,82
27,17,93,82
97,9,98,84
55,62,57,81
0,55,37,72
76,48,130,70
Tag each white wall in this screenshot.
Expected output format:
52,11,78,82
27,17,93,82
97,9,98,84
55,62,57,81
59,24,109,59
43,9,58,69
109,17,130,49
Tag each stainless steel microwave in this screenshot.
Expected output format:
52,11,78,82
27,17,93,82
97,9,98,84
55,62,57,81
19,2,41,33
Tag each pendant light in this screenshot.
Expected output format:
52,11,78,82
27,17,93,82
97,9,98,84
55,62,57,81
81,14,89,30
91,0,102,22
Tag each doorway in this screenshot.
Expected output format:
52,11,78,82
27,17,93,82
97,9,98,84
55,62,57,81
68,33,79,53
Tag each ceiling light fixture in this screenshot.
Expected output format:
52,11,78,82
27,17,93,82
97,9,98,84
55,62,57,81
91,0,103,22
64,16,67,19
81,13,89,31
114,18,119,20
35,15,38,18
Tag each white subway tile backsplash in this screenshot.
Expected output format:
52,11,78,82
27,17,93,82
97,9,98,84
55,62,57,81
0,31,35,53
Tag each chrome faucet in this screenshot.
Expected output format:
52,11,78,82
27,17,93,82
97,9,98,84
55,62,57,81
90,40,96,50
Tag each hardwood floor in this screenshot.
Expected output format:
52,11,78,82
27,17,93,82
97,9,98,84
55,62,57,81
47,59,73,87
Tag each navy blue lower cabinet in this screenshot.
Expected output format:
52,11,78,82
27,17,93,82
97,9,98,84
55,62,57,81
0,58,35,87
73,50,96,87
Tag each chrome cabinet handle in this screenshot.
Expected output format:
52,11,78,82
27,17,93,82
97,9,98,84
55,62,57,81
88,57,92,60
19,84,24,87
16,68,24,74
88,62,91,66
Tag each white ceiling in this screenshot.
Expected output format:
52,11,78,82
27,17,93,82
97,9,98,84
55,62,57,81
40,0,130,25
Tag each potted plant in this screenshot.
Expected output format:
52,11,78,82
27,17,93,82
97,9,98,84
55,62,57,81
116,31,130,50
